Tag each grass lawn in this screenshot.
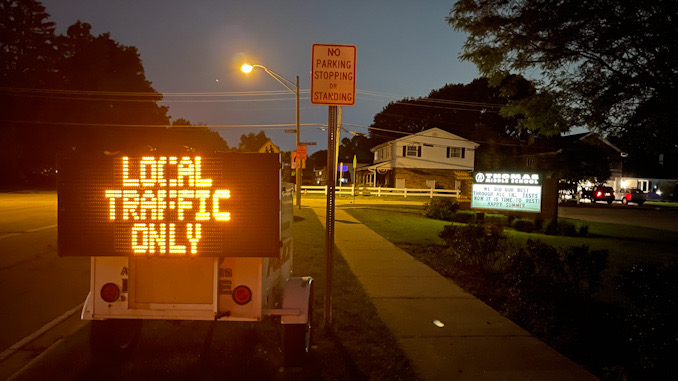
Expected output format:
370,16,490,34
340,205,448,246
344,205,678,268
292,206,416,380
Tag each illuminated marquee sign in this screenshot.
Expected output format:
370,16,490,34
58,152,281,257
471,172,542,212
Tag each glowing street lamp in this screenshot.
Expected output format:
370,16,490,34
241,63,302,209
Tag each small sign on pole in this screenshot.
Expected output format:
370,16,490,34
291,153,306,169
296,145,308,161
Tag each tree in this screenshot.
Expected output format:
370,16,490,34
0,0,58,185
49,21,170,152
1,7,175,186
449,0,678,175
237,131,270,152
338,134,372,164
165,118,229,153
370,77,532,143
0,0,56,88
368,76,536,170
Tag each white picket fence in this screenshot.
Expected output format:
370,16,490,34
301,185,460,198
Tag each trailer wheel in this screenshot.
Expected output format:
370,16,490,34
282,285,313,367
90,319,141,358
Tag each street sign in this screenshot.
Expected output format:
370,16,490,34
291,152,306,169
284,129,297,133
299,142,317,146
311,44,356,106
296,145,307,160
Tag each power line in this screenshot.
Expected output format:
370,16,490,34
0,119,324,129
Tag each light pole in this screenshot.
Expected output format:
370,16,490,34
241,64,302,209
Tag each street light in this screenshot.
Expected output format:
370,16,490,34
241,63,302,209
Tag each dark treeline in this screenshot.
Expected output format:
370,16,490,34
1,1,227,187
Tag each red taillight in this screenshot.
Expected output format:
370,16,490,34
596,191,602,197
100,283,120,303
232,285,252,305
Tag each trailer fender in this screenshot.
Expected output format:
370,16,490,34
281,277,313,325
81,292,94,320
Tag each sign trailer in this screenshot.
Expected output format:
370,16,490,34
58,151,314,366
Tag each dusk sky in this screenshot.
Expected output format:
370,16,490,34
40,0,478,153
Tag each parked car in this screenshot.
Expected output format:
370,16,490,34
616,188,646,205
579,186,615,204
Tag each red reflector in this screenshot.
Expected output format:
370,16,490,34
100,283,120,303
232,285,252,305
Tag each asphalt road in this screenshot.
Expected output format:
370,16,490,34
0,192,89,354
558,201,678,232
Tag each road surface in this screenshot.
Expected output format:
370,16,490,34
559,202,678,232
0,192,89,354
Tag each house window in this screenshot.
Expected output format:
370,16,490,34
447,147,465,158
403,145,421,157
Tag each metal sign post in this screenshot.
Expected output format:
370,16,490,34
311,43,356,330
324,105,338,329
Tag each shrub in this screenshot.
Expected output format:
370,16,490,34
421,198,459,221
485,214,509,227
452,210,476,224
501,241,608,337
617,263,678,379
438,224,507,273
545,219,589,237
511,218,535,232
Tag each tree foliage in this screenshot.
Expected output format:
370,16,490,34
449,0,678,174
237,131,269,152
0,1,226,186
368,76,537,170
370,76,533,144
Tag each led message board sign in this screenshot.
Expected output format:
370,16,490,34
58,152,281,257
471,172,542,212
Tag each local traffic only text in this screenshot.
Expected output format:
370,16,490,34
105,156,229,256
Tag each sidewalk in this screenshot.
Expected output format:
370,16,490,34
309,203,598,381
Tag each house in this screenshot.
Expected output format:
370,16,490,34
516,132,626,180
356,128,479,192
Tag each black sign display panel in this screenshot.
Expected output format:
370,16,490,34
58,152,281,257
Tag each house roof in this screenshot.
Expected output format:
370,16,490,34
370,127,479,152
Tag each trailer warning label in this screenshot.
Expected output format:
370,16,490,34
58,152,281,258
311,44,356,106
